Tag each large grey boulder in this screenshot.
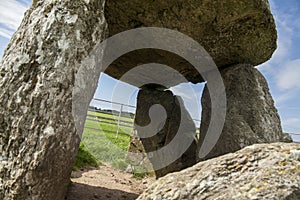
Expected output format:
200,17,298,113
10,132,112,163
199,64,292,160
105,0,277,84
138,142,300,200
133,88,198,178
0,0,107,199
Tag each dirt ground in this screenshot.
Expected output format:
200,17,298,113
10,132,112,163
66,166,154,200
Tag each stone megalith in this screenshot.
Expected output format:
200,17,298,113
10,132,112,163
131,87,198,178
0,0,283,199
138,143,300,200
199,64,292,160
104,0,277,85
0,0,107,199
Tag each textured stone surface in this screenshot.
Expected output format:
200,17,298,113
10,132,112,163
105,0,277,84
199,64,292,160
126,129,154,174
0,0,107,199
138,143,300,200
134,88,198,178
0,0,284,200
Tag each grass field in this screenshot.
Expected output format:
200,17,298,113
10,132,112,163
76,110,134,171
87,110,133,123
75,110,200,178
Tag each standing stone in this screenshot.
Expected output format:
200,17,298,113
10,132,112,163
133,87,198,178
199,64,292,160
0,0,107,199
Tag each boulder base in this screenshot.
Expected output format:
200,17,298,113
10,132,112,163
133,88,198,178
138,143,300,200
126,129,155,174
199,64,292,160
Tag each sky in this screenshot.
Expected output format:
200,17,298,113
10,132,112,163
0,0,299,141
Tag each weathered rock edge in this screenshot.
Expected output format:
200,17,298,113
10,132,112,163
0,0,107,199
199,64,292,160
105,0,277,84
131,88,198,178
138,142,300,200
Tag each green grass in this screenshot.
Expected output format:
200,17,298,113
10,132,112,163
111,159,129,171
73,111,155,178
73,143,100,170
87,110,134,123
73,111,133,170
132,166,151,179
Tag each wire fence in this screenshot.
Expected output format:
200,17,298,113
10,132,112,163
84,98,298,141
289,133,300,135
85,98,201,138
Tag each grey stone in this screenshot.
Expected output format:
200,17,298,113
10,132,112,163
104,0,277,84
126,129,155,174
0,0,284,199
138,143,300,200
0,0,107,199
133,88,198,178
199,64,292,160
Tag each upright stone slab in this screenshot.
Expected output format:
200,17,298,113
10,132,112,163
0,1,107,199
133,87,198,178
199,64,292,160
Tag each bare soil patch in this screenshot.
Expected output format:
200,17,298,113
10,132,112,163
66,166,154,200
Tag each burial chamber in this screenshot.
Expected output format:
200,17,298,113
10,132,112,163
0,0,291,199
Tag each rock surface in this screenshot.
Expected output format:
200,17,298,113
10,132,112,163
199,64,292,160
126,129,155,174
138,142,300,200
105,0,277,84
134,88,198,178
0,0,284,200
0,0,107,199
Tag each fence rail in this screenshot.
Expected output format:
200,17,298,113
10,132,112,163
85,98,201,137
86,114,133,128
84,98,298,141
289,133,300,135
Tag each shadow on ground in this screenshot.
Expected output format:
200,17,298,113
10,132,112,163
66,182,139,200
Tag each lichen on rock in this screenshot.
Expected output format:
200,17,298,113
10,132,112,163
138,143,300,200
104,0,277,84
0,0,107,199
199,64,292,160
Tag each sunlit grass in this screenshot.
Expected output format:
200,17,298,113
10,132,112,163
73,143,100,170
74,112,152,178
87,110,134,123
80,116,131,164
